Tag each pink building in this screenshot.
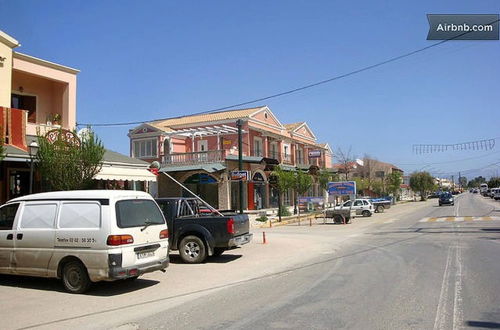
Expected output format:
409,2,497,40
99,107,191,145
0,30,155,203
129,106,334,210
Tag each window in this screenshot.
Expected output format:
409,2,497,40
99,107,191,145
20,204,57,229
343,201,352,207
363,200,370,205
115,199,165,228
59,203,101,229
133,139,158,158
270,143,278,159
253,137,263,157
354,200,363,206
283,143,291,161
296,148,304,164
11,93,36,123
0,203,19,230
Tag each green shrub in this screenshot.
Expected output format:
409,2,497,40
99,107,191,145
279,208,291,217
255,215,268,222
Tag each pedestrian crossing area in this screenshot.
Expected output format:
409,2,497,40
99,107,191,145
419,216,500,223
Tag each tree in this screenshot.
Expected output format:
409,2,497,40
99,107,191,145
36,129,105,191
386,171,403,198
409,171,435,201
294,170,313,216
271,166,296,221
458,176,467,188
488,177,500,188
335,147,355,180
467,176,486,188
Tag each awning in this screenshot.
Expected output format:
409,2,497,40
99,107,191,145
225,155,263,163
160,163,226,173
94,166,157,181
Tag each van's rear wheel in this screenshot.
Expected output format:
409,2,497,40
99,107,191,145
179,236,207,263
62,261,91,294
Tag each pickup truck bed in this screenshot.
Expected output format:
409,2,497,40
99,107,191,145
156,198,252,263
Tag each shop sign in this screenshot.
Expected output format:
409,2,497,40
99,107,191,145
231,170,250,181
223,140,232,145
268,174,278,186
252,172,265,182
45,129,81,148
308,150,322,158
328,181,356,196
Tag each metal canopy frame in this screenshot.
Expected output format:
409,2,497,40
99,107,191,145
163,125,244,138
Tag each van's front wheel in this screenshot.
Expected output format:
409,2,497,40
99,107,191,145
179,236,207,263
62,261,91,294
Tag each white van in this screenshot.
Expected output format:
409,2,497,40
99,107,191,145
0,190,169,293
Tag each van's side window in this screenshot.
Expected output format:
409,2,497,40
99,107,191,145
0,203,19,230
59,202,101,229
20,204,57,229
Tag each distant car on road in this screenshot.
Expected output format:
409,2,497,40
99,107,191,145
439,192,454,206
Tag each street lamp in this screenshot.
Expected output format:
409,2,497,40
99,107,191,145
28,141,39,194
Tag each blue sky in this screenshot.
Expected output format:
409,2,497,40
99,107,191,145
1,0,499,179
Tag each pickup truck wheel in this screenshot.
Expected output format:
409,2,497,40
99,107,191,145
333,215,343,224
179,236,207,263
212,248,225,257
376,205,384,213
362,210,371,217
62,261,91,294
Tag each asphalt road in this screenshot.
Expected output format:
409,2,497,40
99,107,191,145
1,194,498,330
135,193,500,330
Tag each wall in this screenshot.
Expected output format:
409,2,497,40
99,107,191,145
0,42,13,107
13,55,77,131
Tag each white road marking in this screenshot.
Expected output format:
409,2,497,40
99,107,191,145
453,245,463,330
437,218,446,222
419,217,430,223
454,217,464,222
455,201,460,217
434,246,453,330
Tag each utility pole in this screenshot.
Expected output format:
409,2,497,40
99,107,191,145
236,119,243,214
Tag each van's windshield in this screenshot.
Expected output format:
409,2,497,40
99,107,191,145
115,199,165,228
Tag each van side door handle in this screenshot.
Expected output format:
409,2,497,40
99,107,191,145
6,234,13,240
16,233,23,240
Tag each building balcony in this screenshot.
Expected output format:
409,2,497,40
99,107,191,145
162,150,226,166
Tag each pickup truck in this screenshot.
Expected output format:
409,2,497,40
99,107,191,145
155,198,252,263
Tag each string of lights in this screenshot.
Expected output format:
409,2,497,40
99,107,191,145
412,138,497,154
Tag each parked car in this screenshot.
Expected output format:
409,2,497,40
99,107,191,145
428,192,441,199
439,192,454,206
492,188,500,200
155,198,252,263
333,199,374,217
0,190,170,293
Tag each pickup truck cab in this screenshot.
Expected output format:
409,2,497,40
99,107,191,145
334,199,374,217
0,190,169,293
156,198,252,263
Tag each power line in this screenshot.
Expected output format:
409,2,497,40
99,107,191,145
77,18,500,128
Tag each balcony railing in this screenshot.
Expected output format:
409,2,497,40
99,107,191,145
163,150,225,166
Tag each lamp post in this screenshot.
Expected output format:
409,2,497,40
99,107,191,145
28,141,39,194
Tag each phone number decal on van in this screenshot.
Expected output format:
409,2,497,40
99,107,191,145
57,237,96,244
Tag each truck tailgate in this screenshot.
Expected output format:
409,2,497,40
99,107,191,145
231,213,250,236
